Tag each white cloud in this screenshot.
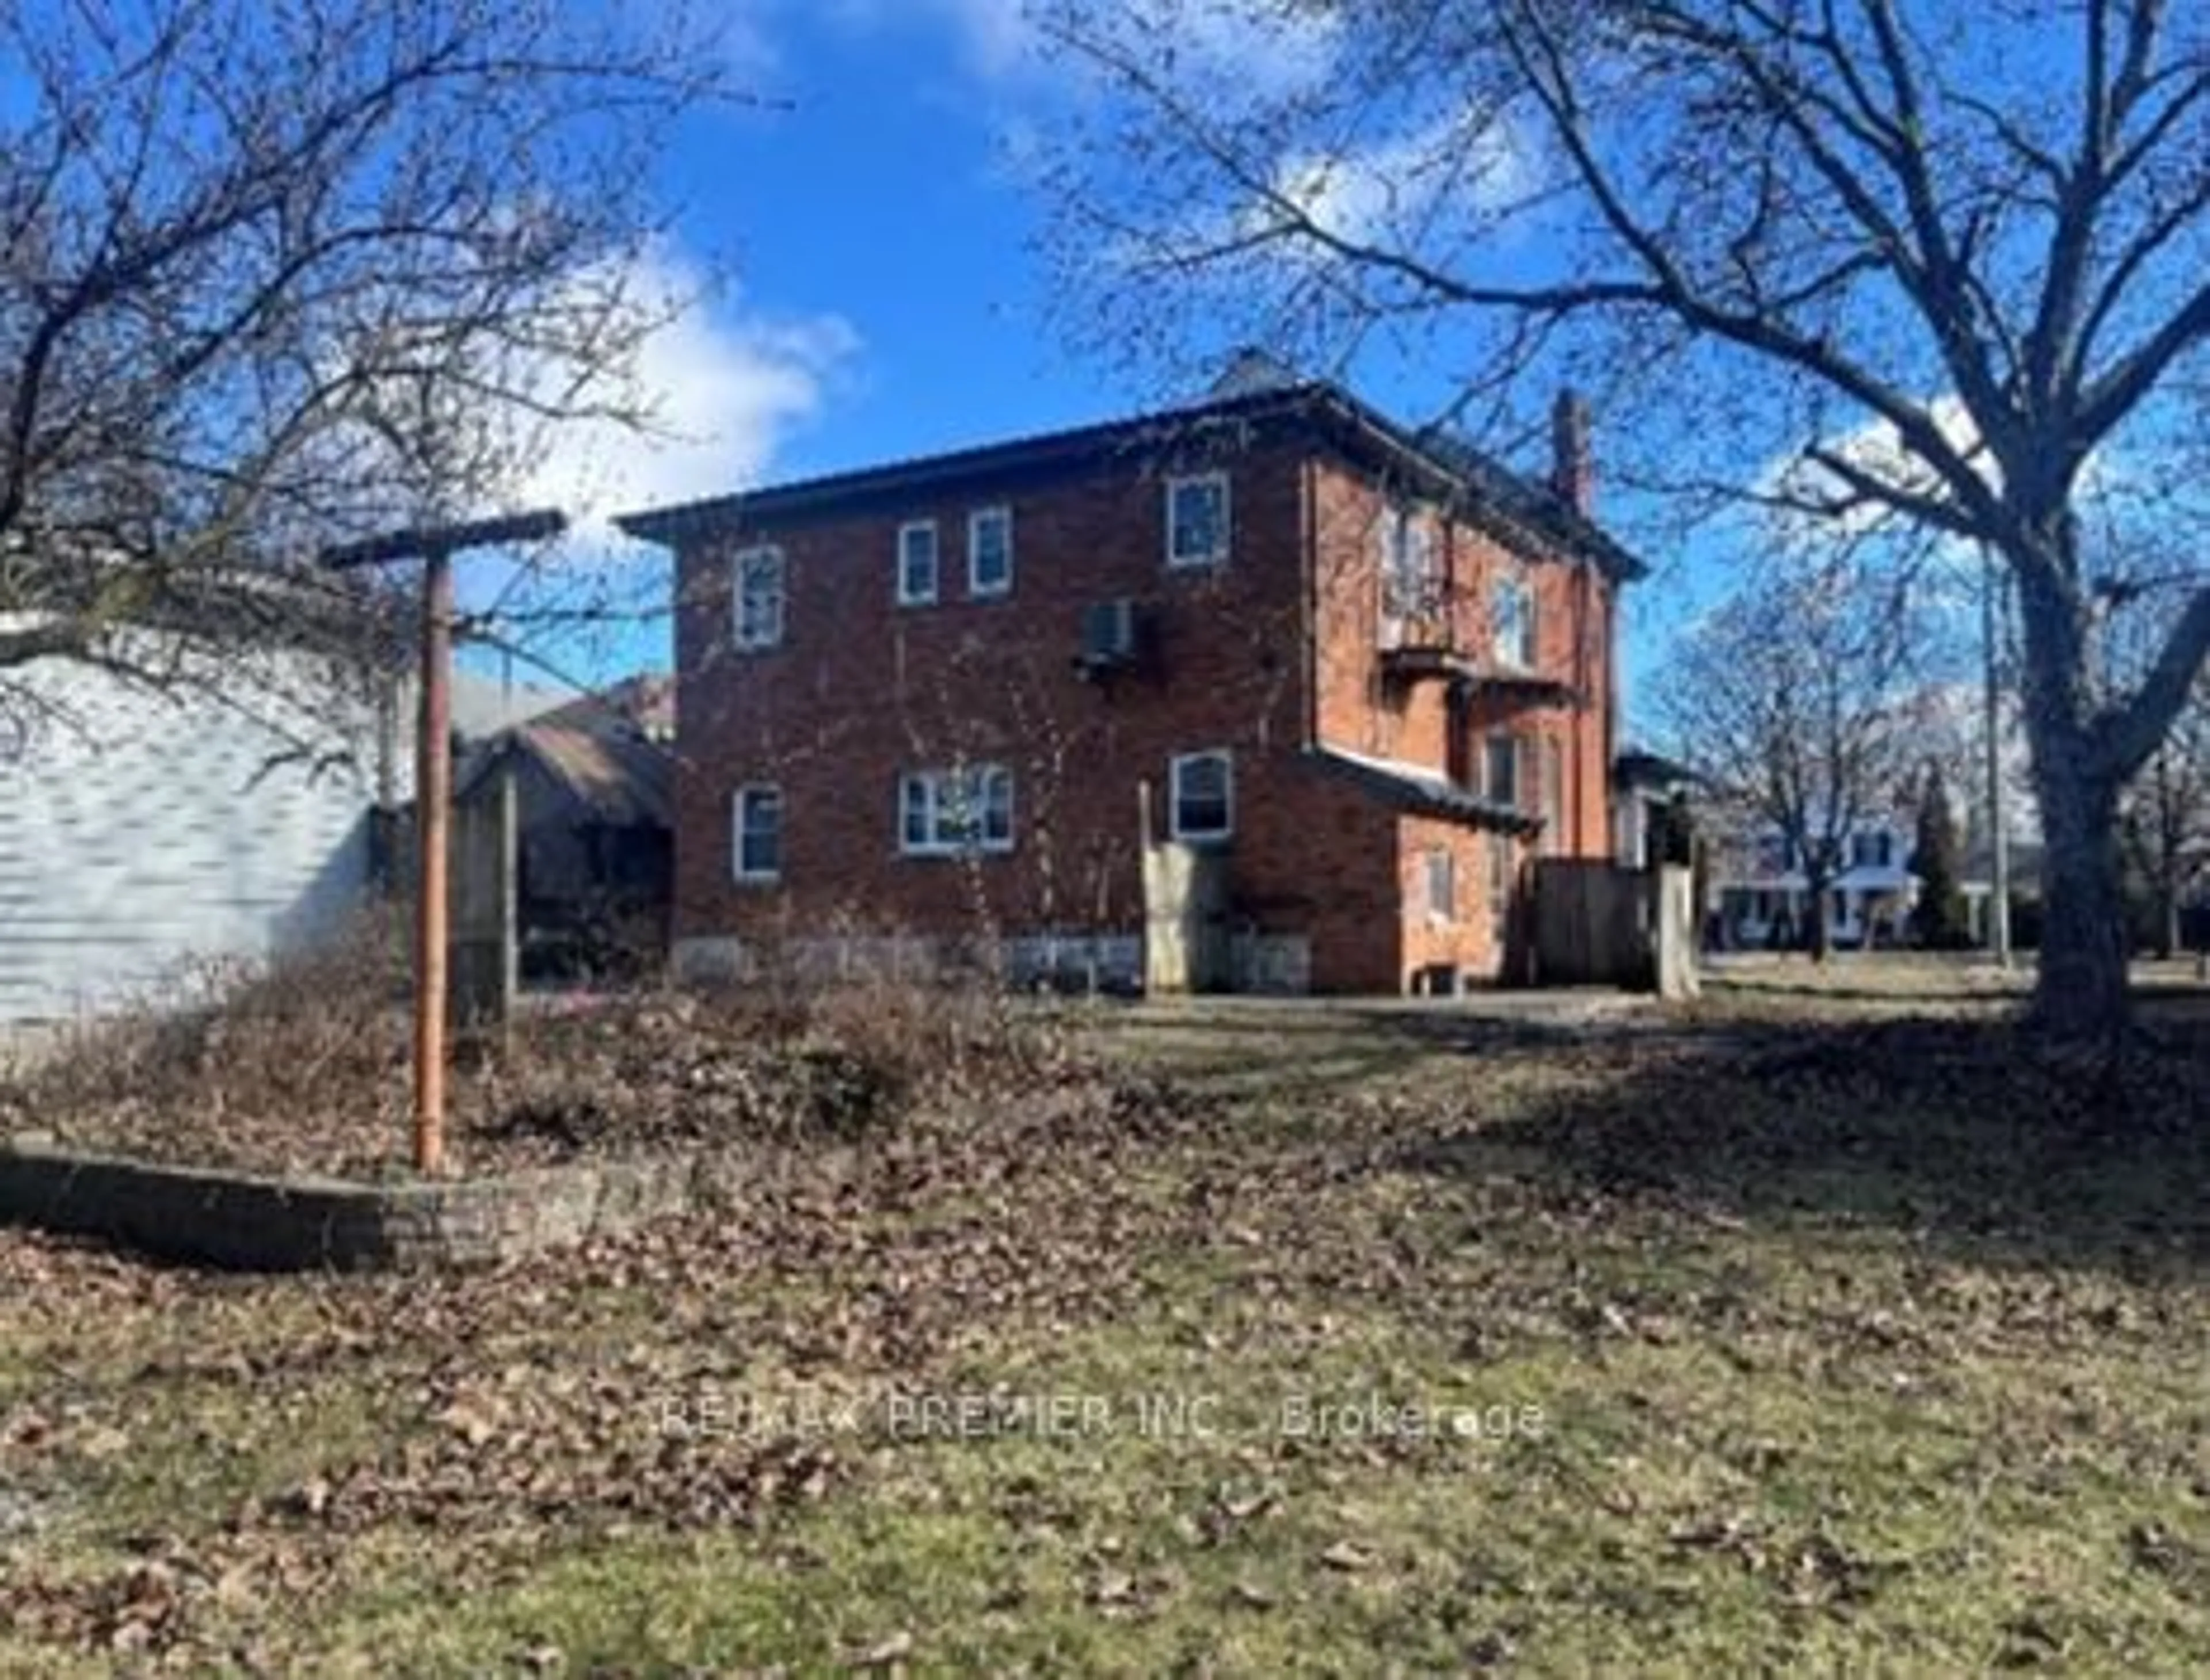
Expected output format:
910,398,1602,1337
828,0,1340,94
517,243,860,542
1270,113,1526,247
1762,394,1994,543
928,0,1034,79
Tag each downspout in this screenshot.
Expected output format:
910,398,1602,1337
1605,574,1621,858
1300,458,1318,752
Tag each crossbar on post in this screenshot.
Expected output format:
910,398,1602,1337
322,507,566,1175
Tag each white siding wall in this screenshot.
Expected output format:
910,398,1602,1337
0,649,391,1022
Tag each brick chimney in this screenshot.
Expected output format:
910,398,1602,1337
1551,388,1594,516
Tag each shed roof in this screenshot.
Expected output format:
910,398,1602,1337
458,718,672,829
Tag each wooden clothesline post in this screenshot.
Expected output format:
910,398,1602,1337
322,508,565,1175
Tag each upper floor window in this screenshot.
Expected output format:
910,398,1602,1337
1166,473,1230,569
969,506,1013,597
1484,734,1522,807
900,764,1015,856
1491,573,1537,669
1850,829,1895,869
733,546,785,651
732,785,783,882
1169,749,1234,841
897,521,939,606
1381,505,1442,629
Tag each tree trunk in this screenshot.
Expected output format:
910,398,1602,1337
1805,870,1832,963
2029,741,2130,1041
2009,525,2133,1042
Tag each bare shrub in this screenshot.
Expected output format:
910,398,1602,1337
0,913,413,1167
3,905,1089,1178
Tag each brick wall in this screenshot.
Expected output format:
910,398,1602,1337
668,426,1626,994
1305,459,1621,980
673,440,1319,954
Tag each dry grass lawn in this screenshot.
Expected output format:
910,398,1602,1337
5,956,2210,1674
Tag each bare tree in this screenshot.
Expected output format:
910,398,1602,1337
1660,555,1916,959
0,0,727,719
1034,0,2209,1041
2109,587,2210,956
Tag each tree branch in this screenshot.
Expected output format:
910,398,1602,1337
2100,586,2210,783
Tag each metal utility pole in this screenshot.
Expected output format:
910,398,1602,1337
1981,543,2013,967
324,508,565,1174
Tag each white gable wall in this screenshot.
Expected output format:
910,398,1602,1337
0,645,393,1022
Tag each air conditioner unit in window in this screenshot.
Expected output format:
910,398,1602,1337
1077,598,1141,673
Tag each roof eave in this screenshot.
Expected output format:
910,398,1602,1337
615,379,1653,583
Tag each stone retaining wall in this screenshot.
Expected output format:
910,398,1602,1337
0,1133,702,1272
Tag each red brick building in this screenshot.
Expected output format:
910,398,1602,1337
616,380,1645,993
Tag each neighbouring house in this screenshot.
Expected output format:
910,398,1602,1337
449,668,570,745
541,672,676,744
455,688,675,977
615,377,1647,994
0,626,399,1023
1711,819,1920,951
1611,748,1705,870
1960,832,2047,950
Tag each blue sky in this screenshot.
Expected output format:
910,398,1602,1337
501,1,1702,721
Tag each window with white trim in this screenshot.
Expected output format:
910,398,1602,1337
968,506,1013,597
1169,749,1234,841
1491,573,1537,669
897,521,939,605
733,786,782,881
1165,473,1230,569
1484,734,1522,807
733,546,786,650
899,765,1015,855
1424,845,1456,923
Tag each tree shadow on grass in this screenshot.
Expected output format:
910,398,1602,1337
1396,1003,2210,1279
1704,975,2025,1007
1109,999,1639,1111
